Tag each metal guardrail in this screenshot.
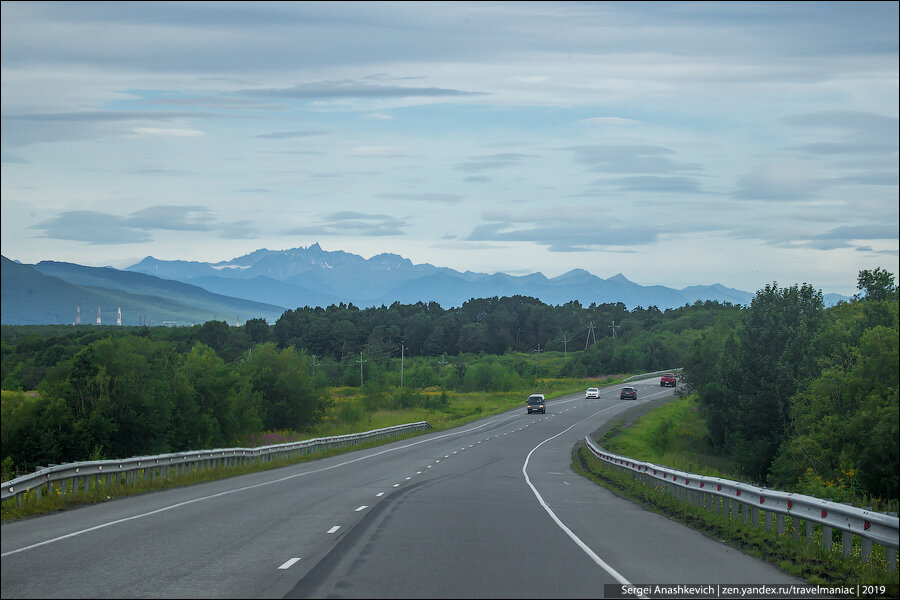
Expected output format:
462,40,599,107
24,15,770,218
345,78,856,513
584,436,899,570
2,421,432,506
622,368,682,383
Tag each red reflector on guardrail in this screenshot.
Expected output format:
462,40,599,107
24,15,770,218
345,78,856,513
760,497,765,504
865,521,871,531
822,510,827,518
787,500,792,509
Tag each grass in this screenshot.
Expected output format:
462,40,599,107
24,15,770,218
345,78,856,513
1,376,620,521
0,428,426,521
573,448,898,596
574,393,900,596
598,393,741,479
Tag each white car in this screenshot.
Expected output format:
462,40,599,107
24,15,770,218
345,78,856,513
585,387,600,399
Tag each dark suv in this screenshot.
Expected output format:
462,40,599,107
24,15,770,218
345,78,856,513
526,393,546,414
620,386,637,400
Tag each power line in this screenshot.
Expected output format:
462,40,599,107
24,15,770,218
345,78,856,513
356,351,366,387
584,321,597,349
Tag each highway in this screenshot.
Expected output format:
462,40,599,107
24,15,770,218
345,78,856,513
1,377,805,598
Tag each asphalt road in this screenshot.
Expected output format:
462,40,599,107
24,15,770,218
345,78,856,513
1,378,806,598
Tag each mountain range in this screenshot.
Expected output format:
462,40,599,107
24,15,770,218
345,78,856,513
1,244,850,327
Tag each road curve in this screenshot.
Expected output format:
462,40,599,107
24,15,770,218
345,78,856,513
1,378,805,598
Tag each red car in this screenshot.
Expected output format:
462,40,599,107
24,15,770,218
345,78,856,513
660,373,677,387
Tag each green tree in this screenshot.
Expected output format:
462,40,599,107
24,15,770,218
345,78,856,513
704,283,824,481
244,318,271,344
771,321,899,500
242,343,327,431
856,267,898,302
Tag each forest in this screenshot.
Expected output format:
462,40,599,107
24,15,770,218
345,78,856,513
2,268,897,506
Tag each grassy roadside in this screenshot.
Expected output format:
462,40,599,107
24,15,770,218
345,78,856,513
572,393,900,596
1,376,614,522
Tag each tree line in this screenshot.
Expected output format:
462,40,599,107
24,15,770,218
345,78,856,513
2,296,736,478
3,268,896,507
684,268,899,503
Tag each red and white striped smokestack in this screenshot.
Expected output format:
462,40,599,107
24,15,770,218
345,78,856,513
97,306,101,325
117,307,122,326
76,305,81,325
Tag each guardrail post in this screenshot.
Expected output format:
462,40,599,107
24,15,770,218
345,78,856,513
776,513,785,535
805,520,814,546
860,507,874,564
861,537,873,565
842,530,853,557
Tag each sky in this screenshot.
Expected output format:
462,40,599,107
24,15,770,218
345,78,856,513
1,1,898,297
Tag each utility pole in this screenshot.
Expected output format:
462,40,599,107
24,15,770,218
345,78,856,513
357,351,366,387
400,341,405,388
311,355,320,389
609,320,620,341
561,333,569,364
439,354,448,390
534,344,543,374
584,322,596,349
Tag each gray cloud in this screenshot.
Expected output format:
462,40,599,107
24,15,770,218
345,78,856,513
286,211,408,237
563,145,701,174
1,110,212,148
456,153,537,173
467,222,661,252
252,130,328,139
31,211,153,244
131,168,194,176
781,111,899,133
236,80,483,100
814,224,899,242
839,172,900,186
598,175,706,194
1,151,28,164
31,206,218,244
734,161,830,201
792,142,897,156
218,220,260,240
125,206,213,231
377,193,463,204
4,110,213,122
467,206,664,252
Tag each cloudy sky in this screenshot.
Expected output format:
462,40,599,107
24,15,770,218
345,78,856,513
2,1,897,296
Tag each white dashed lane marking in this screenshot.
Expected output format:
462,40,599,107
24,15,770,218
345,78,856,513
278,558,301,570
